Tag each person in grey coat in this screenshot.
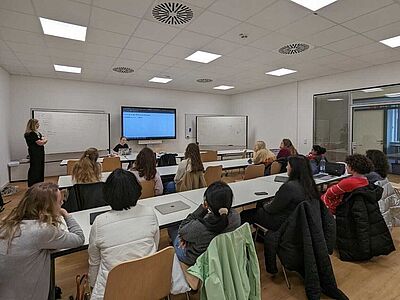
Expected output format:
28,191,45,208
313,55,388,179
0,182,84,300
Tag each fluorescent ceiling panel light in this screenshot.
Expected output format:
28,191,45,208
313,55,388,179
185,51,221,63
289,0,337,11
327,98,344,101
362,88,383,93
385,93,400,98
149,77,172,83
380,35,400,48
54,64,81,73
213,85,235,90
265,68,297,76
39,17,87,41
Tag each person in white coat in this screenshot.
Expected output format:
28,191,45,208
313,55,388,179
88,169,159,300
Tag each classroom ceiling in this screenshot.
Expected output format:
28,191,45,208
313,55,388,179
1,0,400,95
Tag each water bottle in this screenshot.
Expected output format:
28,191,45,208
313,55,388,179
319,156,326,174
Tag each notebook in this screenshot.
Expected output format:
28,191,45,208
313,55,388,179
155,201,191,215
89,210,110,225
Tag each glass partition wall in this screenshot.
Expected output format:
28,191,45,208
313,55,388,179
314,84,400,174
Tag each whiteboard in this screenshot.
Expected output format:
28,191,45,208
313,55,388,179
32,109,110,154
196,116,248,147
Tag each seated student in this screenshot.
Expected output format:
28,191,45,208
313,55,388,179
72,147,102,184
307,145,327,163
252,140,276,165
277,138,298,159
0,182,84,300
241,155,319,231
321,154,372,214
112,136,129,154
170,181,240,266
365,149,389,183
88,169,159,300
131,147,163,196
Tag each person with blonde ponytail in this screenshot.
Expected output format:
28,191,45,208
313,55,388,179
72,147,102,184
0,182,84,300
170,181,240,266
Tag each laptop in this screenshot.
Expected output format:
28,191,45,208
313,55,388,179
325,162,346,176
119,148,132,155
90,210,110,225
274,175,289,183
155,201,191,215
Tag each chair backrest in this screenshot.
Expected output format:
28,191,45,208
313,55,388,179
102,156,121,172
244,164,265,180
104,246,175,300
204,165,223,186
139,179,155,199
158,153,177,167
62,182,106,212
200,150,218,162
270,161,282,175
241,149,248,158
67,159,79,175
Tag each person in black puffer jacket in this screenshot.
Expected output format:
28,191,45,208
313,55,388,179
336,183,395,261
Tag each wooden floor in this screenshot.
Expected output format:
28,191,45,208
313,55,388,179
2,174,400,300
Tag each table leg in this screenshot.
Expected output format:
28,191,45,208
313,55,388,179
48,256,56,300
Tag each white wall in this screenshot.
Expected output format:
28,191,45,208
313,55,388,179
9,76,231,160
232,61,400,154
0,67,10,187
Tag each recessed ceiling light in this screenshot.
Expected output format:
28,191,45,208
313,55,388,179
289,0,337,11
54,64,81,74
380,35,400,48
362,88,383,93
185,51,221,64
327,98,344,102
385,93,400,98
213,85,234,90
149,77,173,83
265,68,297,76
39,17,87,41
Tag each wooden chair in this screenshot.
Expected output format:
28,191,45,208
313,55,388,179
102,156,121,172
270,161,282,175
204,165,223,186
139,180,155,199
66,159,78,175
104,246,175,300
243,164,265,180
200,150,218,162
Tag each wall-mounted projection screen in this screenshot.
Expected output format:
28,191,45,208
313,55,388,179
196,116,248,148
32,109,110,154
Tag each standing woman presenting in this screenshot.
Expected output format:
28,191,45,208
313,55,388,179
24,119,47,187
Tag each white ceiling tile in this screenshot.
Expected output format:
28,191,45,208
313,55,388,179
113,58,145,70
278,14,336,39
5,41,49,55
219,23,271,45
363,21,400,41
1,28,45,45
302,25,356,47
284,47,334,64
324,58,369,72
0,0,35,14
318,0,394,23
163,66,192,77
208,0,275,21
90,7,140,35
182,0,217,8
323,35,373,52
73,0,92,4
158,44,194,58
83,55,116,69
312,53,354,66
86,28,130,48
92,0,154,18
342,43,389,57
44,36,85,52
247,51,285,65
356,49,400,65
249,31,294,51
201,38,242,55
139,62,170,73
147,55,179,66
247,0,309,31
134,20,181,43
342,4,400,33
169,30,214,49
125,37,165,54
25,65,54,73
2,65,30,74
56,72,82,80
0,9,42,33
119,49,154,62
84,43,122,57
185,11,241,37
33,0,91,26
227,46,266,60
49,48,84,61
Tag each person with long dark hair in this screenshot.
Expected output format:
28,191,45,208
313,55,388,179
171,181,240,266
24,119,47,186
131,147,163,195
365,149,390,183
241,155,319,231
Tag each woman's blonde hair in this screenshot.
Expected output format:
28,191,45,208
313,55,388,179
25,118,39,133
254,141,266,152
72,147,102,183
0,182,61,250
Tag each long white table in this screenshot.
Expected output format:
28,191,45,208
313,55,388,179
58,158,252,189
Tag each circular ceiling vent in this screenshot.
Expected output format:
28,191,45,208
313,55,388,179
196,78,213,83
278,43,310,55
112,66,134,73
152,2,193,25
